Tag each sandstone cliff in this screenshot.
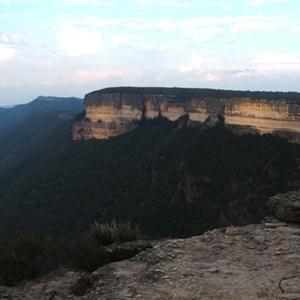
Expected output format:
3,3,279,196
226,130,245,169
73,88,300,142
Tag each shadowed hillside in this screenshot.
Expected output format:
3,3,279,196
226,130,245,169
0,115,299,239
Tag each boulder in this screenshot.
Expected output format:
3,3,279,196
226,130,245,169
266,190,300,223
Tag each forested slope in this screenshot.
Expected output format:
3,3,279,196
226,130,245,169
0,116,299,239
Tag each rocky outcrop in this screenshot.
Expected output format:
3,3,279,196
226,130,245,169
266,190,300,223
73,89,300,142
2,189,300,300
2,217,299,299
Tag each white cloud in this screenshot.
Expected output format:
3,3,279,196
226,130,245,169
246,0,294,5
110,34,145,47
234,69,255,78
179,53,300,82
180,57,205,72
253,54,300,72
135,0,191,7
71,69,125,84
0,0,23,3
57,28,101,56
231,15,285,33
135,0,154,5
156,18,176,33
288,26,300,35
176,15,288,36
59,14,291,40
183,27,224,39
202,73,222,82
0,44,16,61
159,1,191,7
67,0,116,5
247,0,266,6
1,34,9,42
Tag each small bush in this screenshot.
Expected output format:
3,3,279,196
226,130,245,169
83,219,145,247
0,233,63,286
70,220,146,271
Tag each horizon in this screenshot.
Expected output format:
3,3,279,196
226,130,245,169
1,0,300,105
2,84,300,106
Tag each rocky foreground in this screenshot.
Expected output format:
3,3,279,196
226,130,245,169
1,192,300,300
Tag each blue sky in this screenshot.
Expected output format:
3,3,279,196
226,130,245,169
1,0,300,104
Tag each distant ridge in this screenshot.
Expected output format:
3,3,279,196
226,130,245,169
0,105,15,108
90,86,300,102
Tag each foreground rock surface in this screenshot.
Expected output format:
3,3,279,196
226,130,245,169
1,219,300,300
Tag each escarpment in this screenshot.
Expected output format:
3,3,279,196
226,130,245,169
73,88,300,142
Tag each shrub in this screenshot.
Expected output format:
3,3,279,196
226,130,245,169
83,219,145,247
70,220,146,271
0,233,63,286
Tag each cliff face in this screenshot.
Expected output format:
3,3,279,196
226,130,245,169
73,91,300,142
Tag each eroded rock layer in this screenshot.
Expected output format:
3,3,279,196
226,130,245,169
73,91,300,142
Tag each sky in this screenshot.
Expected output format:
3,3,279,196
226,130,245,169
0,0,300,104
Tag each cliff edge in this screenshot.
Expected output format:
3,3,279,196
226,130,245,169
1,190,299,299
73,87,300,143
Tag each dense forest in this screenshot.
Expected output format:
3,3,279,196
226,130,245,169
0,97,299,240
0,97,83,224
90,86,300,102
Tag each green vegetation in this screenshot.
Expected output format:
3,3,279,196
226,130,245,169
0,97,83,203
83,220,146,247
0,93,299,285
91,86,300,102
0,220,145,285
0,116,299,240
70,220,146,271
0,233,63,286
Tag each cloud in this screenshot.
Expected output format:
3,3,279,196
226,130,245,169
234,69,255,78
0,44,16,61
183,27,225,39
0,0,23,3
177,53,300,83
251,54,300,79
231,15,285,33
66,0,116,5
202,73,222,82
71,69,125,84
1,34,9,42
247,0,266,5
57,28,101,56
288,26,300,35
156,18,176,33
135,0,153,5
246,0,296,5
180,57,206,72
135,0,191,7
59,14,291,40
179,56,222,82
159,1,191,7
179,15,287,36
110,34,139,47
